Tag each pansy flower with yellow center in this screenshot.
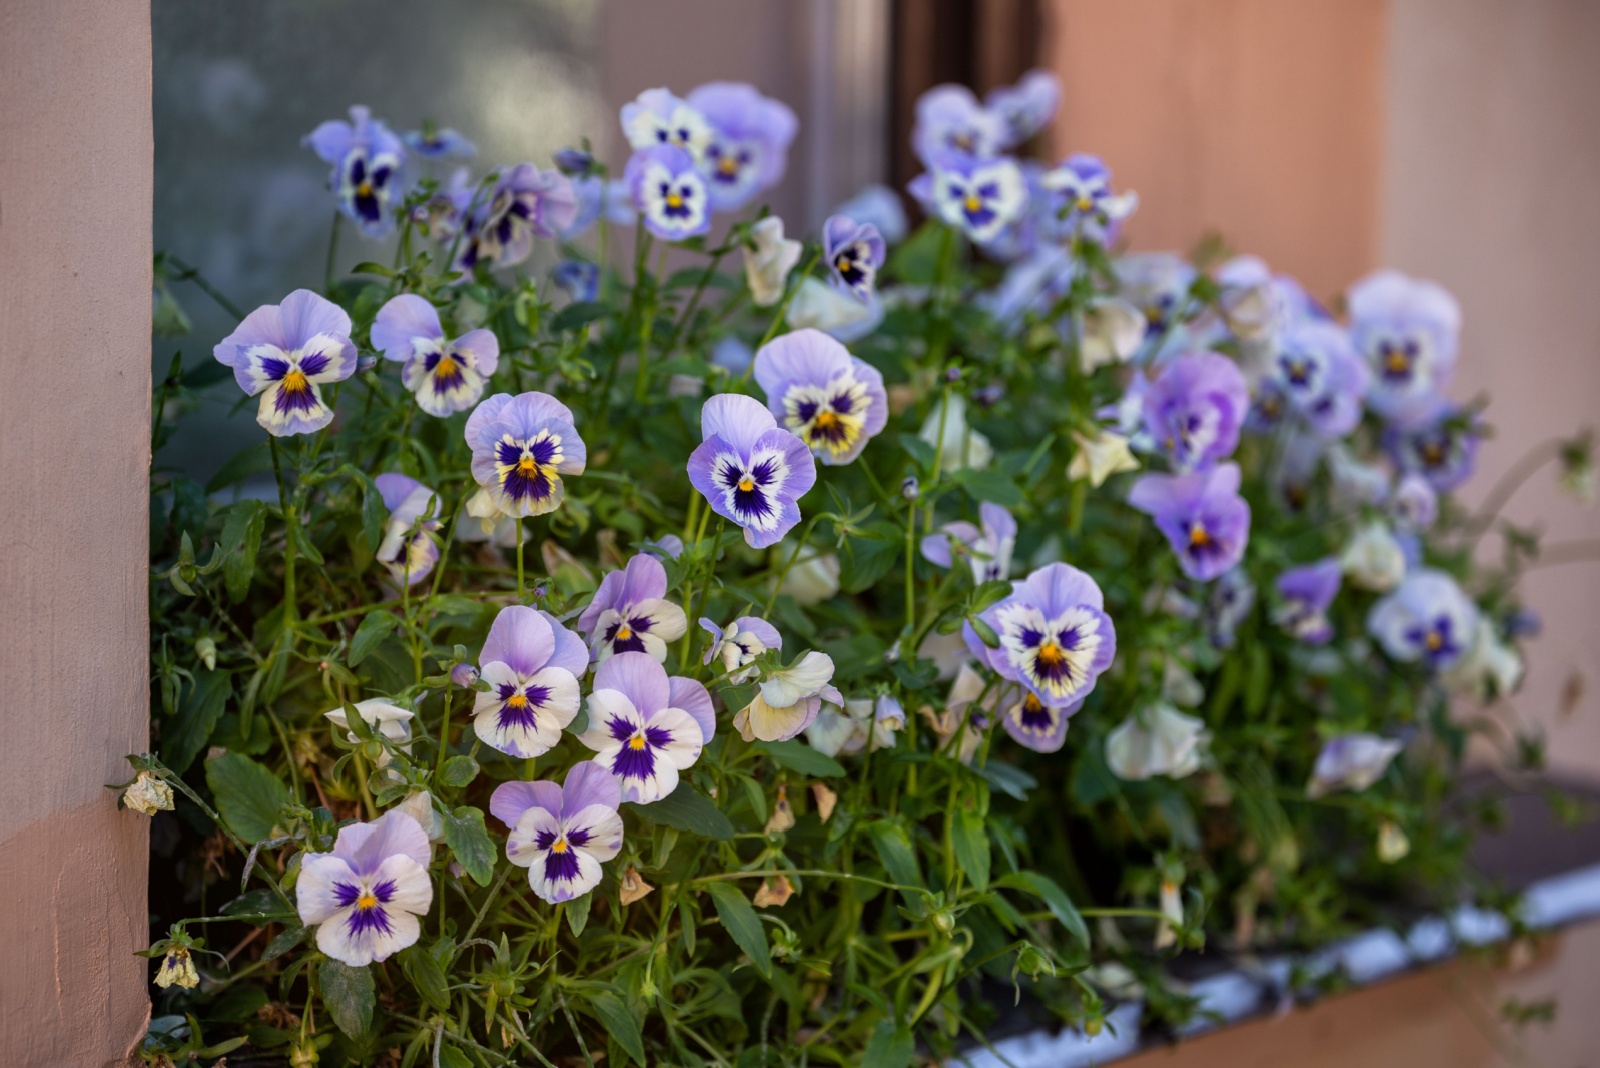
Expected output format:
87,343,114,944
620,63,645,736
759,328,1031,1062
1383,397,1481,492
493,762,624,904
1141,351,1249,474
372,294,499,417
1265,319,1370,439
1347,268,1461,418
296,810,433,967
577,653,715,805
373,473,442,587
821,214,886,302
455,163,578,274
620,87,715,161
911,151,1028,246
753,329,888,466
688,394,817,549
1128,463,1252,582
1041,152,1137,246
1367,568,1478,671
465,391,587,518
471,605,587,758
213,289,357,437
966,562,1117,711
687,81,797,212
911,83,1008,165
576,553,689,666
304,105,406,238
625,143,711,241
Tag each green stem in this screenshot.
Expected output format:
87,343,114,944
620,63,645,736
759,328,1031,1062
667,247,727,350
904,496,917,634
163,254,246,320
742,247,821,383
516,520,526,600
762,515,823,615
323,211,342,295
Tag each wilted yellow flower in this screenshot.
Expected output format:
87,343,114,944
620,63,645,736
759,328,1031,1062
123,771,174,816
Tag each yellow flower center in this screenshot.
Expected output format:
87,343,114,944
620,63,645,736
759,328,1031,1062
835,255,853,272
718,157,739,175
963,194,982,213
666,192,685,209
356,891,378,910
615,624,634,641
357,180,374,198
282,368,310,394
517,456,541,476
434,354,458,379
1425,631,1443,652
1036,641,1066,669
629,735,647,751
738,475,755,492
813,410,839,431
1421,442,1446,466
550,837,569,854
1189,522,1211,547
505,693,529,709
1076,196,1093,212
1023,693,1043,713
1385,348,1412,374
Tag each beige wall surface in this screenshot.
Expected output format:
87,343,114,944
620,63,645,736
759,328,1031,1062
0,0,153,1064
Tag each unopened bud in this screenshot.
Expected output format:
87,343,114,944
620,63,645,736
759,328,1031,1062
357,353,379,374
554,147,594,176
451,663,480,688
899,476,919,501
194,635,217,671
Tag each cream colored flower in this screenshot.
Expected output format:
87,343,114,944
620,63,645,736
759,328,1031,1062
1067,429,1139,487
1377,820,1410,863
1443,618,1524,700
154,945,199,990
743,216,803,307
1105,704,1208,781
918,393,992,472
1077,297,1146,373
1155,879,1183,950
774,545,840,605
1341,521,1406,592
123,771,174,816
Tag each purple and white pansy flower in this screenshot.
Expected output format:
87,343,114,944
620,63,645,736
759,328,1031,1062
699,615,783,683
304,105,407,238
491,762,624,904
404,126,475,160
822,214,886,302
471,606,587,758
1267,318,1370,439
986,69,1061,148
371,294,500,416
456,163,578,273
577,652,714,804
620,87,714,160
374,473,441,587
1367,569,1478,670
1347,269,1462,419
1115,253,1196,338
576,553,689,665
1041,153,1138,245
688,393,817,548
625,144,712,241
465,391,587,518
1128,463,1252,582
753,329,889,466
921,501,1016,583
733,650,842,742
912,84,1008,163
913,152,1029,245
296,810,433,967
1273,558,1343,645
213,289,358,437
1307,733,1404,798
685,81,798,212
1384,397,1481,492
1141,352,1250,472
966,562,1118,710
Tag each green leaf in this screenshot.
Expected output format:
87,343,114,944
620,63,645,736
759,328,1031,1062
287,517,325,566
564,891,593,938
866,821,923,891
551,300,611,333
969,579,1013,612
995,871,1090,947
862,1020,915,1068
353,470,386,554
318,958,374,1038
440,806,496,886
951,467,1026,508
951,808,991,892
205,443,271,494
754,740,847,778
899,433,937,474
630,784,733,841
840,526,903,594
438,754,480,789
437,1048,472,1068
704,881,772,979
205,753,289,844
220,500,267,603
163,669,232,775
978,761,1037,802
261,925,308,962
585,991,646,1066
348,610,398,668
400,944,450,1012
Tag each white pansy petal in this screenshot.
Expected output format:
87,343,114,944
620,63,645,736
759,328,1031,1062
760,651,836,707
296,854,361,925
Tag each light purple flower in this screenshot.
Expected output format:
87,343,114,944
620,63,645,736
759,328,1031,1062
1115,253,1196,338
620,87,714,160
374,474,441,587
965,562,1117,710
997,683,1073,753
562,175,637,240
831,184,909,245
296,810,432,967
1142,352,1250,472
576,554,689,665
1390,472,1439,532
1128,463,1252,582
1274,558,1342,645
699,615,782,682
371,294,500,417
456,164,578,273
986,70,1061,148
641,534,685,560
492,762,623,903
687,394,817,548
1384,398,1480,492
921,501,1016,583
1267,319,1370,438
471,606,587,758
1205,566,1257,648
625,144,712,242
1040,154,1137,246
450,663,479,688
1308,733,1403,798
412,167,476,242
911,153,1028,245
213,289,357,437
404,127,475,160
686,82,798,212
552,260,600,304
1368,569,1478,670
1347,269,1462,419
304,105,406,238
465,392,587,518
576,652,714,804
822,215,886,302
912,84,1007,164
753,329,888,466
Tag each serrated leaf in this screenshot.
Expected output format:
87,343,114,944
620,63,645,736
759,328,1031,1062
318,958,374,1037
220,500,267,603
862,1020,915,1068
995,871,1090,947
205,753,289,844
438,755,479,789
704,881,772,979
400,944,450,1012
951,808,991,892
441,805,496,886
163,669,232,775
585,991,645,1066
840,529,903,594
349,610,398,668
754,740,846,778
629,784,733,841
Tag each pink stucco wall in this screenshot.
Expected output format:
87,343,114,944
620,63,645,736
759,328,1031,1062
0,0,153,1063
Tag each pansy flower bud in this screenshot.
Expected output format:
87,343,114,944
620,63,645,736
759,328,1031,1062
450,663,480,688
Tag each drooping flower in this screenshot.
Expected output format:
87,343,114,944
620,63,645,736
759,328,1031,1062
1307,734,1403,798
371,294,500,417
296,810,432,967
1443,617,1524,700
733,651,842,742
913,153,1028,245
1115,253,1196,338
465,392,587,518
551,260,600,304
786,276,883,342
831,183,909,244
687,394,817,549
577,652,714,804
1327,442,1394,508
625,144,712,241
912,84,1007,163
686,82,798,212
966,562,1117,709
1377,821,1411,863
620,87,714,160
403,126,475,160
456,164,578,273
1266,318,1370,438
986,69,1061,147
1384,398,1481,492
1390,472,1439,532
1128,463,1252,582
1141,352,1250,472
213,289,358,437
1078,297,1147,373
1215,256,1295,349
743,216,803,307
821,215,886,302
806,694,903,756
1041,154,1138,245
1368,569,1479,670
373,473,442,587
753,329,888,466
324,699,414,767
304,106,407,238
921,501,1016,583
1068,429,1140,487
1347,269,1462,418
938,665,999,760
576,553,689,665
154,944,199,989
1106,704,1208,780
919,393,994,471
641,533,685,560
699,615,783,682
123,771,174,816
492,762,624,903
1341,520,1406,592
1273,558,1342,645
471,606,587,758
